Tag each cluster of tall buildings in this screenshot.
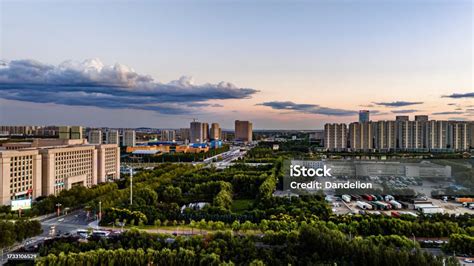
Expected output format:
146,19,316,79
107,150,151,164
86,128,136,147
186,120,252,144
0,125,59,137
0,129,120,206
189,121,223,143
325,113,474,152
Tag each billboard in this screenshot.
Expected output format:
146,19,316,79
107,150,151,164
11,199,32,211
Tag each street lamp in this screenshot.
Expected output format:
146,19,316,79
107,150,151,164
97,201,102,229
56,203,62,216
129,168,133,205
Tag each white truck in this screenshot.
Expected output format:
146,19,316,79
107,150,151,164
389,200,402,209
342,195,351,203
356,201,373,210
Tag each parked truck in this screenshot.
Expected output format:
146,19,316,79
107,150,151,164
389,200,402,209
342,195,351,203
375,201,392,210
351,195,361,201
357,201,373,210
456,198,474,203
385,195,395,201
462,202,474,208
362,194,373,201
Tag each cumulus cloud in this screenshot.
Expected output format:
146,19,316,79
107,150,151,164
391,109,419,114
432,111,464,115
0,59,257,114
442,92,474,99
257,101,357,116
373,101,424,107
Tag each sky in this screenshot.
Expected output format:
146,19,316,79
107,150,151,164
0,0,472,129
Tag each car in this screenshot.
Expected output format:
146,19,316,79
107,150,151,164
464,258,473,263
58,218,65,222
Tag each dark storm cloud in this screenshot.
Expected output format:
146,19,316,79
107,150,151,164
257,101,357,116
0,59,258,114
442,92,474,99
372,101,424,107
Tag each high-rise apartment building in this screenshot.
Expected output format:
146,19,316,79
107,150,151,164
374,121,396,151
88,130,103,144
235,120,253,142
190,122,204,143
470,122,474,148
359,110,370,123
210,123,221,140
123,130,136,147
58,126,69,139
70,126,83,140
202,123,209,142
0,126,38,136
324,115,472,152
179,128,190,142
106,130,120,144
428,120,449,150
415,115,429,122
324,123,347,151
59,126,83,140
161,130,176,142
95,144,121,183
451,122,469,151
348,122,373,150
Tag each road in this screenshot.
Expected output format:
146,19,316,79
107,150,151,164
205,146,248,169
1,209,92,265
40,209,91,237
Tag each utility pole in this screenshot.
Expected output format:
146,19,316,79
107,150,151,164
56,203,62,216
97,201,102,229
129,168,133,205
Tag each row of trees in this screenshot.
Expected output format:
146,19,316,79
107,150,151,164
0,219,42,248
443,233,474,255
36,225,460,265
327,214,468,237
36,248,228,266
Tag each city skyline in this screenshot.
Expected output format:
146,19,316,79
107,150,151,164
1,0,473,129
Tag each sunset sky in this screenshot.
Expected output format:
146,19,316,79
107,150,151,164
0,0,472,129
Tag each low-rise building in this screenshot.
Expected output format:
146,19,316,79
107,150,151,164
0,139,120,205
